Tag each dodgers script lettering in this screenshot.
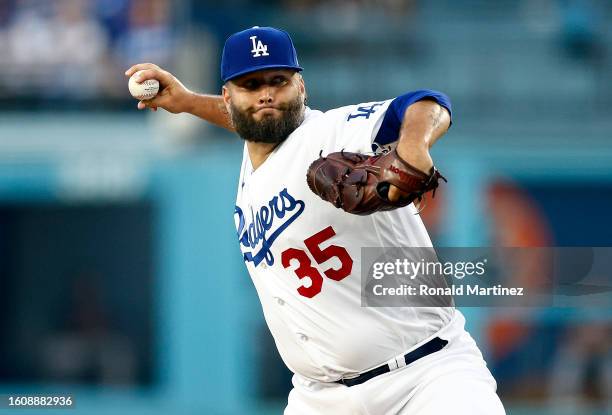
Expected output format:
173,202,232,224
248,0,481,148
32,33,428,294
235,188,305,266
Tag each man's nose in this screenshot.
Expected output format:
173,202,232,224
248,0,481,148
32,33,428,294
258,87,274,104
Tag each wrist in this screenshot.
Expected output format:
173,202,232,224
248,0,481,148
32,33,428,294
181,90,198,114
395,140,433,173
396,139,427,159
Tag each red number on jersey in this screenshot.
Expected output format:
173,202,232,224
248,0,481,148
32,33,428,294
281,249,324,298
304,226,353,281
281,226,353,298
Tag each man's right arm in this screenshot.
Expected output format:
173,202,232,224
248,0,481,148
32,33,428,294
181,92,234,131
125,63,234,132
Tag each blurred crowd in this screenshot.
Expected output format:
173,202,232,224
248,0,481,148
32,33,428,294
279,0,417,32
0,0,607,106
0,0,175,100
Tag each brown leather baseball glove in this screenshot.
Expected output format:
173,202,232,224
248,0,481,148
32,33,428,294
306,149,446,215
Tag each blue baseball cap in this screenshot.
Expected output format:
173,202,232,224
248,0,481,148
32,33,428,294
221,26,303,83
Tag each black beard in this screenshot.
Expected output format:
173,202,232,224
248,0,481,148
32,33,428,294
230,96,305,144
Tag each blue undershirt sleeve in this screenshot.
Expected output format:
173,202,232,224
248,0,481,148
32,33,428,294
374,90,452,146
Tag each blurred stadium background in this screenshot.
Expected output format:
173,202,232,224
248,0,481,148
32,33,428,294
0,0,610,414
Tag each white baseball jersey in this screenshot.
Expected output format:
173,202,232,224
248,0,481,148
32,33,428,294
234,100,454,383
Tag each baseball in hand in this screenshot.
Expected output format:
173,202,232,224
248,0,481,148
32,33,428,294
128,70,159,100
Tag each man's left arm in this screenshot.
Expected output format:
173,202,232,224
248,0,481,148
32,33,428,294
388,99,451,202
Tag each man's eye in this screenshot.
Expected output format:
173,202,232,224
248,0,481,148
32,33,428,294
244,81,259,89
272,77,287,85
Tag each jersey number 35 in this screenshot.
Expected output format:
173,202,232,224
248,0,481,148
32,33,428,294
281,226,353,298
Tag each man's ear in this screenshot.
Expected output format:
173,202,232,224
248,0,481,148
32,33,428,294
222,85,231,111
297,75,307,105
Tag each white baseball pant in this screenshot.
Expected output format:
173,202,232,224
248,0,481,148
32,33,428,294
284,310,506,415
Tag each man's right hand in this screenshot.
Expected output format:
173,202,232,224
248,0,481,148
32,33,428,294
125,63,193,114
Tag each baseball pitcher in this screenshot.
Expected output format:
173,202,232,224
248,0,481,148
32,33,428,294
126,26,505,415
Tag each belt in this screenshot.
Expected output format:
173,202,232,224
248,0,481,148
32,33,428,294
335,337,448,387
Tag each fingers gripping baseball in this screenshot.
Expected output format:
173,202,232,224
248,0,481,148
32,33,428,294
125,63,161,77
125,63,192,114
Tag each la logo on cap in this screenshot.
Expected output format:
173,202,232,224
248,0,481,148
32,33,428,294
250,35,269,57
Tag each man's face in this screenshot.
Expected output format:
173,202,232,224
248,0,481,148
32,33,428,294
222,69,306,144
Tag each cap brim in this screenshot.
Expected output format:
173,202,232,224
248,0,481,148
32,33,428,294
223,64,303,82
